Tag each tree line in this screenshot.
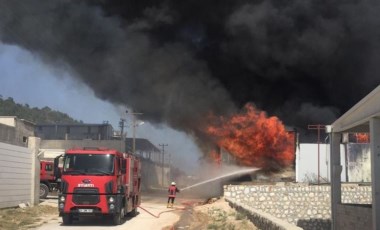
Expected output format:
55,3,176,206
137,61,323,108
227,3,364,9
0,96,81,124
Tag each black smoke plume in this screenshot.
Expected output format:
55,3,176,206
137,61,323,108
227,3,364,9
0,0,380,143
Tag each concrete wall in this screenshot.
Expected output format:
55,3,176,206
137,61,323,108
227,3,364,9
0,141,37,208
0,117,35,147
0,117,16,127
140,159,170,189
35,124,114,140
0,123,17,145
224,184,371,230
296,144,346,183
336,204,372,230
296,143,372,183
346,144,371,182
28,137,40,206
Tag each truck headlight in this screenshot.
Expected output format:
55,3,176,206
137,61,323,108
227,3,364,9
108,197,115,203
59,203,64,209
109,204,115,210
60,196,65,202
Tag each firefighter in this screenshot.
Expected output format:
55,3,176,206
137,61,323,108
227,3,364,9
167,182,180,208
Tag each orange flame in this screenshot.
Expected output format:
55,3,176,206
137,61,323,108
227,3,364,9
355,133,369,143
206,104,294,170
209,149,222,165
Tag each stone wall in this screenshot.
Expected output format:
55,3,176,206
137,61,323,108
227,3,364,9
224,184,371,230
226,198,302,230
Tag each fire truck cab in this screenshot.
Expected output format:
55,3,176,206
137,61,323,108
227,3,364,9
40,160,61,199
55,147,141,225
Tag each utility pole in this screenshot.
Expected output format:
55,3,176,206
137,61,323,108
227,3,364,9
126,110,143,154
168,153,171,181
308,124,326,184
119,118,126,152
159,144,168,187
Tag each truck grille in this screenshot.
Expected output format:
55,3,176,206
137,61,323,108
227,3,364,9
73,188,100,205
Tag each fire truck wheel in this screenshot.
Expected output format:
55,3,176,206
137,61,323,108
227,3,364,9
39,184,49,199
129,208,137,217
112,207,125,225
62,214,72,225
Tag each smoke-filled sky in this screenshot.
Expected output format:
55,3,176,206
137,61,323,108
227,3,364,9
1,0,380,143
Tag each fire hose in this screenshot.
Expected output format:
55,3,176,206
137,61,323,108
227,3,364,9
137,205,185,218
138,201,199,218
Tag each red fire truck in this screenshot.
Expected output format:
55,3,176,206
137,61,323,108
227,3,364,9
54,147,141,225
40,160,61,199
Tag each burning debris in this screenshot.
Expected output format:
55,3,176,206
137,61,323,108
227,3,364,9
349,133,370,143
206,104,294,171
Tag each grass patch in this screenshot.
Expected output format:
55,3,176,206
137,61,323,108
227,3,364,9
205,205,255,230
207,208,239,230
235,212,247,220
207,223,220,229
0,205,57,230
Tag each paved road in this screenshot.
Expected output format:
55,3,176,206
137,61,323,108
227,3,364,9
37,194,202,230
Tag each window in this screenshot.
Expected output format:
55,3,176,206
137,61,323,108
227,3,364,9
63,154,115,175
45,164,53,171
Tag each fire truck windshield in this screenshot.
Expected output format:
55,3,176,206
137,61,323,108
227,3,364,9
63,154,115,175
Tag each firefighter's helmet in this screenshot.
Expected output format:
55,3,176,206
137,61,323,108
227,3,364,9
171,182,176,185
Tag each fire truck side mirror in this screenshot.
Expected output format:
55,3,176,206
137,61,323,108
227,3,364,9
121,160,126,174
54,155,62,179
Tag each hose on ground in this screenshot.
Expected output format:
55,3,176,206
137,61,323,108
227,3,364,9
138,201,198,218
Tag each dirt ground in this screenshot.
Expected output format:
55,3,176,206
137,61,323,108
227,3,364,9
0,195,258,230
0,203,58,230
171,197,258,230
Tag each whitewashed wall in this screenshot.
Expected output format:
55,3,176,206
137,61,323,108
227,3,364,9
0,117,16,127
296,144,347,183
0,142,33,208
346,144,371,182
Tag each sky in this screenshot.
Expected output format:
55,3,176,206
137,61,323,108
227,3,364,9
0,42,201,172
